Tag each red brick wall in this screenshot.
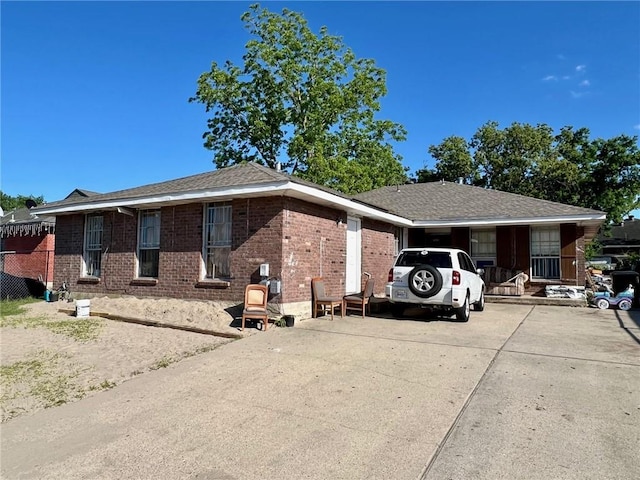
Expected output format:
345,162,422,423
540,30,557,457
54,199,285,302
53,197,402,303
361,218,396,296
281,198,346,302
3,233,55,283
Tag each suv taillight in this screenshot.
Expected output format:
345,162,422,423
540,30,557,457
388,268,394,282
452,270,461,285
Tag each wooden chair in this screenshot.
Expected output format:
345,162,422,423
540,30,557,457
241,284,269,331
343,277,375,318
311,277,343,320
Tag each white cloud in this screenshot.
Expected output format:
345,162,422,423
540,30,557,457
556,54,566,60
570,90,586,99
576,64,586,72
562,76,571,80
579,80,591,87
542,75,558,81
634,124,640,130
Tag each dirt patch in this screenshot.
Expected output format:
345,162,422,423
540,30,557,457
0,296,263,423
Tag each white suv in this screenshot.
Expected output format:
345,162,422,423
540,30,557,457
386,247,485,321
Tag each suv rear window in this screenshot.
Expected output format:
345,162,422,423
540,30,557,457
396,251,453,268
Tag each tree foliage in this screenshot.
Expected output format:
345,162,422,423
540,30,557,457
416,121,640,223
0,192,45,213
190,3,407,194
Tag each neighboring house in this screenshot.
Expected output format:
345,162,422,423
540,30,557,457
33,163,605,315
0,206,56,292
0,189,98,293
597,217,640,256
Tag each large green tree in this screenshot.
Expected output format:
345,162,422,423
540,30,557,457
416,122,640,223
0,192,44,213
190,3,408,194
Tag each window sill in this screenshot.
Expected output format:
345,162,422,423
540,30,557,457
78,277,100,284
130,278,158,286
196,279,231,289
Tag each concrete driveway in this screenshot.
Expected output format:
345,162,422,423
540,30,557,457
1,304,638,479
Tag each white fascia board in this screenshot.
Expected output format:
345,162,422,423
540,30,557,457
286,183,413,226
33,182,291,215
412,214,606,228
33,180,413,226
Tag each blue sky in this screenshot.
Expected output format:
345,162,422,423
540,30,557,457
2,1,639,214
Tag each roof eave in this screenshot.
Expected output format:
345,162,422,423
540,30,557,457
412,215,606,228
32,181,413,227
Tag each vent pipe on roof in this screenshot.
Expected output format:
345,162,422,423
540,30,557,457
458,177,464,184
275,161,281,172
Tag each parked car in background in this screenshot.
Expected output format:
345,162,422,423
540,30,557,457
386,247,485,322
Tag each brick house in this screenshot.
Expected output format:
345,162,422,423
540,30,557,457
33,163,605,315
0,206,56,296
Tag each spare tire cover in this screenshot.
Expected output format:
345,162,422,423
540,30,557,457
408,264,443,298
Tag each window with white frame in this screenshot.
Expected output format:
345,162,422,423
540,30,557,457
203,203,232,279
83,214,103,277
531,226,560,279
138,210,161,278
471,228,496,267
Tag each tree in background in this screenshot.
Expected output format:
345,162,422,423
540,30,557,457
190,3,407,194
0,192,45,213
416,122,640,223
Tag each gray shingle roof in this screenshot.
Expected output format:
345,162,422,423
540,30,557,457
354,181,605,221
38,162,349,209
598,218,640,244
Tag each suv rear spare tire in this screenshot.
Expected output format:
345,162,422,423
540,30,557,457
408,264,443,298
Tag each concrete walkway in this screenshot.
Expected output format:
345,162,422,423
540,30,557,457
1,305,638,479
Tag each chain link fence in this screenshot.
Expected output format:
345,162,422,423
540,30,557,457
0,250,53,300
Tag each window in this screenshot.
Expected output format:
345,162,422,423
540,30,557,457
203,203,232,279
471,228,496,266
531,226,560,279
458,252,477,273
83,215,103,277
138,210,160,278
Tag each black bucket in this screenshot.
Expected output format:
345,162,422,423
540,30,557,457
284,315,295,327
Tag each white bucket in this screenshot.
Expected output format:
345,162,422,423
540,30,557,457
76,299,91,318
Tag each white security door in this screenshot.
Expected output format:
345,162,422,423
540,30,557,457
345,217,362,294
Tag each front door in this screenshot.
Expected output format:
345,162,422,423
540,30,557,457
346,217,362,294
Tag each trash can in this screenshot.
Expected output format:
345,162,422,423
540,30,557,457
610,271,640,307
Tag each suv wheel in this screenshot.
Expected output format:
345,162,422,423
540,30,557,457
473,291,485,311
408,264,443,298
455,293,470,322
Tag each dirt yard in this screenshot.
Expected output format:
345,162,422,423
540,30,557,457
0,296,263,423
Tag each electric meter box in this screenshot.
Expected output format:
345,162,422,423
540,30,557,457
269,280,281,294
259,263,269,277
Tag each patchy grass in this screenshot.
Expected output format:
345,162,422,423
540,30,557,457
0,350,85,420
148,343,222,371
150,356,173,370
0,297,40,318
45,319,103,341
0,305,103,342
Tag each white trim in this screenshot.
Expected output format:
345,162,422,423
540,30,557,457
34,181,414,226
33,180,605,228
413,215,605,227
